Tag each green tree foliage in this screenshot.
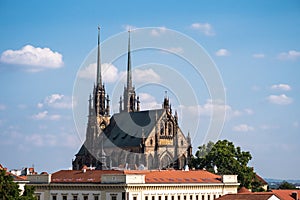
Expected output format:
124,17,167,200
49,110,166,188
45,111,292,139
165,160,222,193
278,181,296,189
0,169,20,200
192,140,264,191
0,169,36,200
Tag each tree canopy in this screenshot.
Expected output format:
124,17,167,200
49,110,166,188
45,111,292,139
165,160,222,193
0,169,36,200
192,140,264,191
278,181,296,189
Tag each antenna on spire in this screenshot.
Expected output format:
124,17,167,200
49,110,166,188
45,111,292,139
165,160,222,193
127,29,132,90
96,25,102,86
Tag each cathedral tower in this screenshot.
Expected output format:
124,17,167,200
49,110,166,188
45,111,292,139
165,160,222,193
120,30,140,112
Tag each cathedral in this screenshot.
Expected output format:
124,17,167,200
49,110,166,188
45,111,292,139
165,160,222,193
72,29,192,170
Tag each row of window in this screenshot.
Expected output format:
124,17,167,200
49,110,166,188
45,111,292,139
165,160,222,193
144,194,221,200
51,194,99,200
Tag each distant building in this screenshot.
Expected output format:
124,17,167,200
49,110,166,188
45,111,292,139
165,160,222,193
72,29,192,170
215,193,281,200
27,168,239,200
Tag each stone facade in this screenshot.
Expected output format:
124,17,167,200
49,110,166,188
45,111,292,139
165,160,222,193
72,30,192,171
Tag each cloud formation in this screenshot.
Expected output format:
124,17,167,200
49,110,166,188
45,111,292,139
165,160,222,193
233,124,254,132
277,50,300,60
271,84,291,91
190,23,215,36
267,94,293,105
252,53,265,58
215,49,230,56
0,45,63,72
38,94,73,109
139,93,161,110
151,26,167,36
78,63,119,83
32,110,61,120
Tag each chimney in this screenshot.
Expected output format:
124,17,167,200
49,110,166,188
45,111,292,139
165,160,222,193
291,192,298,200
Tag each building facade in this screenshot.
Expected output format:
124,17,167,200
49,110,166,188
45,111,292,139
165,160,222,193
72,29,192,170
28,169,239,200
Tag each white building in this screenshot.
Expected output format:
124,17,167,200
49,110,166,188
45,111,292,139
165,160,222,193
27,168,239,200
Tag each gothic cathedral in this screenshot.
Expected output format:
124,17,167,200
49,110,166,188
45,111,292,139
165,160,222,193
72,28,192,170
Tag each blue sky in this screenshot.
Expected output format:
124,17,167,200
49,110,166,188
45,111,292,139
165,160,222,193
0,0,299,180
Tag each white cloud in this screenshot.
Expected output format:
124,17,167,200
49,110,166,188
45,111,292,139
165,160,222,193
260,124,279,130
122,24,137,31
150,27,167,36
0,45,63,72
271,84,292,91
25,133,79,148
0,104,6,111
215,49,230,56
278,50,300,60
252,53,265,58
138,93,161,110
133,68,161,83
190,23,215,36
78,63,119,83
165,47,184,54
244,108,254,115
267,94,293,105
179,99,242,120
233,124,254,132
31,110,61,120
38,94,73,109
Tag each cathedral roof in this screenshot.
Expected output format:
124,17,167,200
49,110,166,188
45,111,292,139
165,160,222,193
103,109,165,148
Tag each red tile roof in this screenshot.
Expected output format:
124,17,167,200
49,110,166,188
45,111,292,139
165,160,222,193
216,193,279,200
256,174,268,185
51,169,222,184
272,190,300,200
238,187,251,193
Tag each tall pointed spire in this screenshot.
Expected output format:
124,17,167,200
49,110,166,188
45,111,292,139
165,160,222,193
96,26,102,86
127,30,132,90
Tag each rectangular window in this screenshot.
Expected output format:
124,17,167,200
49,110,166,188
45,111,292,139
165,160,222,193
207,195,210,200
111,196,117,200
184,196,187,200
52,195,57,200
213,195,216,200
73,195,78,200
195,195,198,200
152,196,155,200
178,196,181,200
83,195,88,200
171,196,175,200
36,196,41,200
159,196,162,200
62,196,67,200
201,195,204,200
165,196,168,200
133,197,137,200
190,195,193,200
94,196,99,200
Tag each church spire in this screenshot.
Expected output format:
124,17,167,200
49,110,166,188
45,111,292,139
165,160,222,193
127,30,132,90
96,26,102,86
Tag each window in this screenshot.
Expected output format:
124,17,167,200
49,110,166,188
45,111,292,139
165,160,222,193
165,196,168,200
73,195,78,200
52,195,57,200
62,196,67,200
178,196,181,200
207,195,210,200
171,196,175,200
159,196,162,200
152,196,155,200
195,195,198,200
201,195,204,200
145,196,148,200
36,196,41,200
184,196,187,200
111,196,117,200
190,195,193,200
83,195,88,200
94,196,99,200
133,197,137,200
213,195,216,200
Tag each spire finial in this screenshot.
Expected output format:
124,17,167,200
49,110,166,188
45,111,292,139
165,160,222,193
96,26,102,86
127,30,132,90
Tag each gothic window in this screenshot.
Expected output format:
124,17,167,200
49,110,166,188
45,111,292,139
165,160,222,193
181,140,184,146
168,122,173,136
160,122,164,135
150,138,153,146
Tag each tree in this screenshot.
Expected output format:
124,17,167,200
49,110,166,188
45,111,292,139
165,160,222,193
278,181,296,189
192,140,263,190
0,169,36,200
0,169,21,200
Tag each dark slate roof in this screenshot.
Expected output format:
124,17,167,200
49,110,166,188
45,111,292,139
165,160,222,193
103,109,164,148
